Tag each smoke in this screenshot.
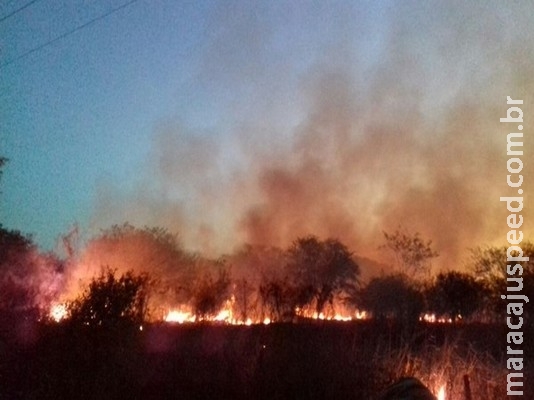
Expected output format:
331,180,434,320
91,1,533,272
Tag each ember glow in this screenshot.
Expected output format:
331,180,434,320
133,302,364,326
355,311,367,320
47,294,464,327
54,302,464,326
161,304,358,325
420,313,454,324
165,310,195,324
437,385,446,400
50,303,67,322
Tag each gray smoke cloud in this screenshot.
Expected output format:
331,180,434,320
91,1,534,273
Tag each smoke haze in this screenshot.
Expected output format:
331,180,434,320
91,1,533,273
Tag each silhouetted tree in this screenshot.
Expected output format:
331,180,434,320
382,229,438,278
192,267,231,319
230,244,287,321
287,236,360,315
259,278,296,321
68,268,149,327
79,223,196,310
426,271,485,322
360,274,423,323
233,278,256,322
469,243,534,320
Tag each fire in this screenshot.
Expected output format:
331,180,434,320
214,309,231,322
164,301,358,325
50,303,68,322
49,294,467,326
164,304,274,325
420,313,453,324
294,306,364,322
164,301,236,324
50,298,366,325
165,310,195,323
355,310,367,320
437,384,445,400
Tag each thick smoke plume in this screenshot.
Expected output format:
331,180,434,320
91,1,533,274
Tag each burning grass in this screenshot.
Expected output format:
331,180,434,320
371,332,508,399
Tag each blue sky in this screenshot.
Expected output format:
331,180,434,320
1,1,533,267
1,0,226,246
1,0,387,247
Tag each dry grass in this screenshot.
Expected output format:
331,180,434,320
1,320,528,400
371,337,508,399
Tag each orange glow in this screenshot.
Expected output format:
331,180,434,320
50,303,68,322
53,302,362,325
49,295,369,325
213,309,231,322
420,313,453,324
162,302,362,325
294,306,364,322
165,309,195,323
355,310,367,320
437,385,445,400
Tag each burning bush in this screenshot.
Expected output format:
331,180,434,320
286,236,360,315
0,226,63,325
68,268,150,327
68,224,196,311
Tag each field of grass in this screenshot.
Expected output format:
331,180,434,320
1,320,530,400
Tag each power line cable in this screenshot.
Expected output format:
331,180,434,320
0,0,41,23
0,0,140,69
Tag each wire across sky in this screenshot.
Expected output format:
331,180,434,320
0,0,140,69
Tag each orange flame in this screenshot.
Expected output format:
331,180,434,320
437,385,445,400
50,298,368,325
50,303,68,322
420,313,453,324
165,309,195,323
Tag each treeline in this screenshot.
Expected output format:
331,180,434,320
0,223,533,331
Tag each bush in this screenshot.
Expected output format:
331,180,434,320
360,274,423,323
68,268,149,327
426,271,485,321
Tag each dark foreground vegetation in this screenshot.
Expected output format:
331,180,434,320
2,320,531,400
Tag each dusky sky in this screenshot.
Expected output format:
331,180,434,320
2,0,533,269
